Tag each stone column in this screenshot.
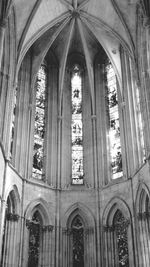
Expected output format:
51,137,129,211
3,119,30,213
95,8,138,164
45,65,58,186
2,213,19,267
137,212,150,266
13,53,32,178
41,225,54,267
62,228,68,267
103,225,117,267
0,0,13,71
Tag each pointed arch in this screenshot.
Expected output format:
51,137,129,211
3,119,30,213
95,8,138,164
102,197,134,267
135,182,150,213
102,197,131,227
25,198,52,225
135,182,150,266
62,202,95,228
5,184,21,214
61,203,96,267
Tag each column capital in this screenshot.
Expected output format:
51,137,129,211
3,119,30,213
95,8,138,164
6,213,19,222
42,225,54,232
137,212,150,220
0,19,7,29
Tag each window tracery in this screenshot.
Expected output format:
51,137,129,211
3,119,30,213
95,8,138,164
28,211,42,267
71,216,84,267
114,210,129,267
105,63,123,179
71,65,84,184
32,64,47,179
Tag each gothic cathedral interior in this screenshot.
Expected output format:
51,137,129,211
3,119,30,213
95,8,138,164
0,0,150,266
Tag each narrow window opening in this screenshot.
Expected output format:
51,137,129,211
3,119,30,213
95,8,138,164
105,63,123,179
71,65,84,185
72,216,84,267
28,211,42,267
9,87,17,160
32,64,47,179
114,210,129,267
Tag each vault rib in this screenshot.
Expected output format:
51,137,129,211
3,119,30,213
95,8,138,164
58,18,75,115
77,18,95,114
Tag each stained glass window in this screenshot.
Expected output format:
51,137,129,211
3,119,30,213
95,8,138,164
114,210,129,267
72,216,84,267
71,65,84,184
28,211,41,267
10,87,17,160
105,63,123,179
32,64,47,179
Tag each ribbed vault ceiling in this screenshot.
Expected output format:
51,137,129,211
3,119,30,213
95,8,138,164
13,0,139,88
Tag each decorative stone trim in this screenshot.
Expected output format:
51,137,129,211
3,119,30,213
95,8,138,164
26,220,54,231
42,225,54,232
103,219,130,232
0,19,7,29
137,212,150,220
103,225,115,232
62,227,94,236
6,213,19,222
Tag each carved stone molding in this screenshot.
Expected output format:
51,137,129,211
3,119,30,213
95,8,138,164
42,225,54,232
103,225,115,232
6,213,19,222
103,219,130,233
137,212,150,220
26,220,54,231
62,227,94,236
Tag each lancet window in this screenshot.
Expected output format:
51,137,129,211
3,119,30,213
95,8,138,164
9,87,17,160
105,63,123,179
71,216,84,267
32,64,47,179
114,210,129,267
71,65,84,184
28,211,42,267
